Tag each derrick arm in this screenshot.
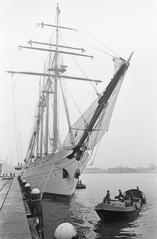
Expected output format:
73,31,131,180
68,58,130,159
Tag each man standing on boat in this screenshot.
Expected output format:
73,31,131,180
103,190,111,203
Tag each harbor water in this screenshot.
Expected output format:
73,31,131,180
42,173,157,239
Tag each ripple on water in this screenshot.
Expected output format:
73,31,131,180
42,173,157,239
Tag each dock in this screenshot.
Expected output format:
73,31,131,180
0,177,32,239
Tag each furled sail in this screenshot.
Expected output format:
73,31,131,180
63,58,127,150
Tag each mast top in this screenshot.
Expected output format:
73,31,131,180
57,2,60,14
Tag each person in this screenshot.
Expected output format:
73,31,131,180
115,189,124,201
137,186,140,193
130,192,134,206
118,189,123,198
137,186,142,197
125,194,133,207
137,186,143,200
103,190,110,203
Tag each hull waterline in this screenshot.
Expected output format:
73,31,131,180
22,149,89,197
95,207,140,222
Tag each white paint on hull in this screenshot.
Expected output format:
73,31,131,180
22,149,89,197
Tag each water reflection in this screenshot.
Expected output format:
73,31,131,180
42,173,156,239
42,196,143,239
42,193,144,239
95,217,141,239
42,197,87,239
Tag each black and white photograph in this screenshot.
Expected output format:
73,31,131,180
0,0,157,238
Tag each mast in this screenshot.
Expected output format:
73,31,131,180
39,99,44,156
7,4,113,158
44,78,51,154
36,103,40,157
45,91,49,154
42,57,50,155
60,82,75,146
36,79,42,157
53,4,60,152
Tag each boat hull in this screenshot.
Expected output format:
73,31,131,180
22,149,89,198
95,200,141,222
76,184,86,189
95,207,139,222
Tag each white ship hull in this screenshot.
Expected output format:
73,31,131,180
22,149,89,197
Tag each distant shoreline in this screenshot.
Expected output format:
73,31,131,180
83,171,157,174
83,165,157,174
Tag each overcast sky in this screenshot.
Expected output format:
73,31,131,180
0,0,157,168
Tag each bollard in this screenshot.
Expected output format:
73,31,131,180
54,223,78,239
21,179,27,192
17,175,22,186
30,188,44,239
24,183,31,202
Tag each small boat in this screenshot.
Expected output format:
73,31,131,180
14,163,23,170
95,188,146,222
76,180,86,189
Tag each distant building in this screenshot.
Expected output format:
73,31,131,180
107,166,137,173
83,167,106,173
83,164,157,174
136,163,157,173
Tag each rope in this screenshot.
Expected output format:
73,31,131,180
87,45,116,58
62,13,120,58
89,139,102,166
78,27,120,58
18,131,24,164
11,78,20,164
40,155,76,198
71,55,100,95
87,111,106,166
16,90,34,121
40,156,57,198
63,82,87,125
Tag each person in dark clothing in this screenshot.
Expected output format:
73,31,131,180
103,190,111,203
137,186,142,197
116,189,124,201
118,189,123,198
115,189,124,200
130,192,134,206
137,186,143,200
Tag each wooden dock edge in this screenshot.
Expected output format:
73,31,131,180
0,177,40,239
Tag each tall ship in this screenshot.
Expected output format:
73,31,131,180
8,5,133,197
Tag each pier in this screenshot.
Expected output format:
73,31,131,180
0,177,32,239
